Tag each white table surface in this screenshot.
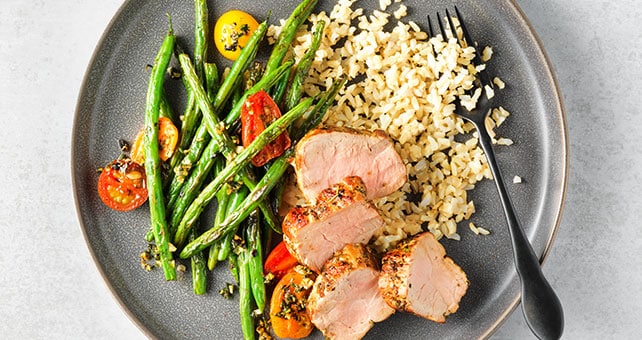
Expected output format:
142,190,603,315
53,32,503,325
2,0,640,339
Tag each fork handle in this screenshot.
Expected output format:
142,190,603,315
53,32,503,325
476,129,564,340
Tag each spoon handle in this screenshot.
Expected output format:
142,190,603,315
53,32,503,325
477,128,564,340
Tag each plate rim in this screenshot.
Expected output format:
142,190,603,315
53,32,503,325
71,0,159,337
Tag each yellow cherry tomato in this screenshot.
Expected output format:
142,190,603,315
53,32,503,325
269,267,316,339
214,10,259,61
130,116,178,165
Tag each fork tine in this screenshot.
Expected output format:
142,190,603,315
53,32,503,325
428,8,492,88
426,15,434,38
435,11,446,39
453,6,492,88
454,6,473,49
445,9,458,41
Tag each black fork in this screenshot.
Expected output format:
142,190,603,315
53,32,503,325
428,7,564,340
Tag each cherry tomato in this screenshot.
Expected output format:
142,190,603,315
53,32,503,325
214,10,259,61
97,158,148,211
130,116,178,164
241,90,291,167
264,241,299,280
270,266,316,339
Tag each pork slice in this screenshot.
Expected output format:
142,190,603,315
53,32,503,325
308,243,395,339
378,232,468,323
282,176,384,273
294,127,407,202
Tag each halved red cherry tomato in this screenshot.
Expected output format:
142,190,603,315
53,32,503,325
264,241,299,280
130,116,178,165
97,158,148,211
241,90,291,167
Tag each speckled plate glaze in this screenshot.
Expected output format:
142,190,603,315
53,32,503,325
72,0,567,339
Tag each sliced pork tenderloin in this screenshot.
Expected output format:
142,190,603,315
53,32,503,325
282,176,384,273
378,231,469,323
307,243,395,339
294,127,407,202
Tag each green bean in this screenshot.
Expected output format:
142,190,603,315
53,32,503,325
143,87,178,241
207,160,229,270
177,97,314,255
168,134,219,232
169,63,218,191
239,169,280,236
269,170,288,225
245,210,266,311
159,92,174,120
189,228,208,295
204,62,219,103
176,96,200,167
166,124,210,210
179,110,201,157
167,92,195,179
216,230,235,262
264,0,319,76
208,184,245,269
218,187,248,262
228,251,240,283
176,0,208,153
232,77,244,108
170,0,208,173
144,23,177,281
174,59,201,170
245,61,264,91
212,20,267,115
193,0,208,82
238,250,255,340
175,139,209,185
207,244,220,271
295,76,347,140
285,20,326,111
270,55,293,105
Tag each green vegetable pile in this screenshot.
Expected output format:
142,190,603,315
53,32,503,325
136,0,344,338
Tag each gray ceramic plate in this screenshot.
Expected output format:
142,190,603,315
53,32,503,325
72,0,567,338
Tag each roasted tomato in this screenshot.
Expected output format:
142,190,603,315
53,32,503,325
270,266,317,339
130,116,178,164
241,90,291,167
213,10,259,60
264,241,299,280
97,158,148,211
